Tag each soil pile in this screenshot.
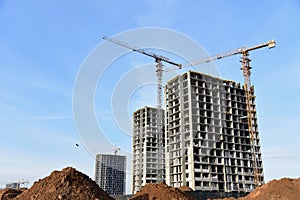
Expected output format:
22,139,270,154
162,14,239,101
218,178,300,200
242,178,300,200
130,182,195,200
14,167,114,200
178,186,193,192
0,188,23,200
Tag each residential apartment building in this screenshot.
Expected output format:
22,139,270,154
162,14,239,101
132,106,165,194
94,154,126,195
164,71,263,192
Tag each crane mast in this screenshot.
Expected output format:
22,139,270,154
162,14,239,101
240,41,275,187
156,60,164,182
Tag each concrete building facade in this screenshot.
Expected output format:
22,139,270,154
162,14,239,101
132,106,165,194
5,182,20,189
164,71,263,192
94,154,126,195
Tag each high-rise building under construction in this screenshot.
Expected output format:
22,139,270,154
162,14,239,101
164,70,263,192
132,106,165,194
94,154,126,195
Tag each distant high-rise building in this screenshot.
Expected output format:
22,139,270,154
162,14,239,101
5,182,20,189
132,106,165,194
94,154,126,195
164,71,264,192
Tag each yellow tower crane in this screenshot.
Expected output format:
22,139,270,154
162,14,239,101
181,40,275,187
103,36,275,188
238,40,275,188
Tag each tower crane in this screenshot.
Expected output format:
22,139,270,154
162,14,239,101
114,145,121,155
103,36,182,183
180,40,275,188
103,36,275,188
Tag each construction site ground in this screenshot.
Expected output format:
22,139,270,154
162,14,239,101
1,167,299,200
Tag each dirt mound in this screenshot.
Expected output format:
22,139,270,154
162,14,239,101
178,185,193,192
0,188,23,200
14,167,114,200
242,178,300,200
218,177,300,200
130,182,195,200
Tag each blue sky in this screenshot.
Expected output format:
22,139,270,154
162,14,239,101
1,0,300,193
